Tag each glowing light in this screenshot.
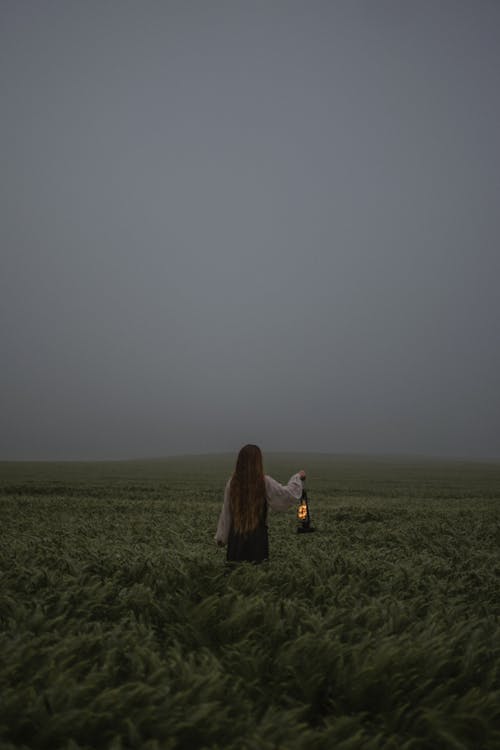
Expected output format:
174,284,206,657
297,502,308,521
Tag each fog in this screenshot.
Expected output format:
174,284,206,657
1,1,499,461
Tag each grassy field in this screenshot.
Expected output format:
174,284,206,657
1,453,500,750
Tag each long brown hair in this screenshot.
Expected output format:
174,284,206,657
229,444,267,535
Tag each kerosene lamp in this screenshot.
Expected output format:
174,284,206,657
297,485,315,533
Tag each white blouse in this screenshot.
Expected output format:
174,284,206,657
215,473,304,545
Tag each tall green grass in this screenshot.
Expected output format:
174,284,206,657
1,455,499,749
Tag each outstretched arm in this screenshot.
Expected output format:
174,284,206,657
265,472,305,511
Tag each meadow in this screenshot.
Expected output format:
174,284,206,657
1,453,499,750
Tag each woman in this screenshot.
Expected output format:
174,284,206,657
215,444,306,563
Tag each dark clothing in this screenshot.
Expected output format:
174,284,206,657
226,519,269,564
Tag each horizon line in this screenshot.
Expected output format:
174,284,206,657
1,449,499,466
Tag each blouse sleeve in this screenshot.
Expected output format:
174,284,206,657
215,479,231,545
265,473,303,512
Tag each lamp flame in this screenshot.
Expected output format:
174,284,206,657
297,502,308,521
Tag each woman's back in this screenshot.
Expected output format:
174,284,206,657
215,447,305,563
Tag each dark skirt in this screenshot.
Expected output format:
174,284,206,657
226,524,269,564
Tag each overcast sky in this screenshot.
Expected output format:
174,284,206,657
1,1,499,461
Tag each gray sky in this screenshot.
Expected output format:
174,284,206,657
1,0,499,461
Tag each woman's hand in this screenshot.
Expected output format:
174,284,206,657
299,470,306,481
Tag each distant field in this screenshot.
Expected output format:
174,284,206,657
1,454,500,749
